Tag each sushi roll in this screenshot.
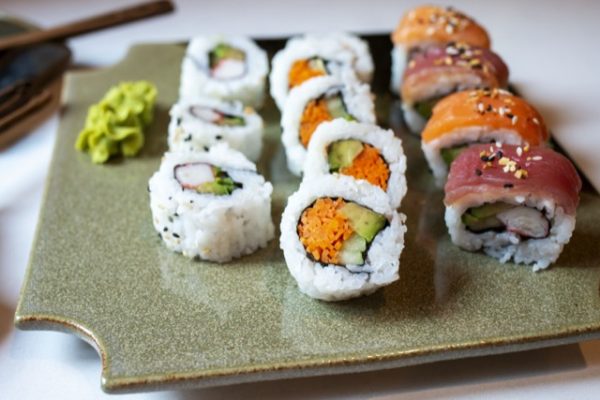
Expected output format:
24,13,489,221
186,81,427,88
401,42,509,134
280,175,407,301
168,97,263,162
180,35,268,108
270,33,372,110
421,89,548,186
148,144,274,262
304,119,407,209
281,74,376,176
391,5,490,94
444,143,581,271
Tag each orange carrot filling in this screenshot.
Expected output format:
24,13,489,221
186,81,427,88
340,144,390,191
288,59,326,89
299,98,332,147
297,198,354,265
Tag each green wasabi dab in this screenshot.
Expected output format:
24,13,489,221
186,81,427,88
75,81,157,163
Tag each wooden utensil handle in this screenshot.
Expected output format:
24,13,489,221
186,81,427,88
0,0,174,51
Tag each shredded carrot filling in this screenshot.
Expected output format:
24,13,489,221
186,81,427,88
340,144,390,191
288,59,326,89
297,198,354,264
299,99,332,148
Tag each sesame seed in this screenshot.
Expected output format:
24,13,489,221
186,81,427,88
446,45,459,55
516,147,523,156
477,103,485,113
514,169,528,179
532,155,543,161
512,116,519,125
498,107,506,116
495,141,503,148
444,56,453,65
445,24,454,34
532,118,540,125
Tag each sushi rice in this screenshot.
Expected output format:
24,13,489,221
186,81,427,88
280,175,407,301
168,97,263,162
148,144,274,262
180,35,268,108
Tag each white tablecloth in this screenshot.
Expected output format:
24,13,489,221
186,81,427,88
1,1,599,399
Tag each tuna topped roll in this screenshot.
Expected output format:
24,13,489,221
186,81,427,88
401,42,509,134
280,175,406,301
444,143,581,271
421,89,549,186
390,5,491,94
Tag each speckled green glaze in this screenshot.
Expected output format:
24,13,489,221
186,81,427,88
14,38,600,394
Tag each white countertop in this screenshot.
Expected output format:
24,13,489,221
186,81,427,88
1,1,599,399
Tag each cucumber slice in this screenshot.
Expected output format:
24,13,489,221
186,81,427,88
327,139,364,171
339,234,367,265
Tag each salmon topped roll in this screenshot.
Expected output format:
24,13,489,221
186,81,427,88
401,42,509,133
421,89,549,185
270,33,373,110
444,143,581,271
391,5,491,94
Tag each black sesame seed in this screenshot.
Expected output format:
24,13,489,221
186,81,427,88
168,216,173,223
158,233,162,239
203,146,210,151
173,233,180,238
496,150,503,158
184,134,192,142
504,183,514,189
176,117,182,126
163,227,168,232
174,212,179,217
475,169,482,176
215,135,223,140
190,200,194,204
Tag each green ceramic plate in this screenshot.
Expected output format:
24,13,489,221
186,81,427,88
14,36,600,393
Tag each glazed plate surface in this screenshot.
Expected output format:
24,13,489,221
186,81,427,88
15,36,600,393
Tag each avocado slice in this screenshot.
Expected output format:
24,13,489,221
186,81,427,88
195,167,242,195
328,139,364,171
441,145,467,166
462,202,515,233
339,234,367,265
462,213,504,232
209,43,245,68
220,114,245,127
414,98,437,120
327,96,356,121
340,202,387,242
468,202,515,219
